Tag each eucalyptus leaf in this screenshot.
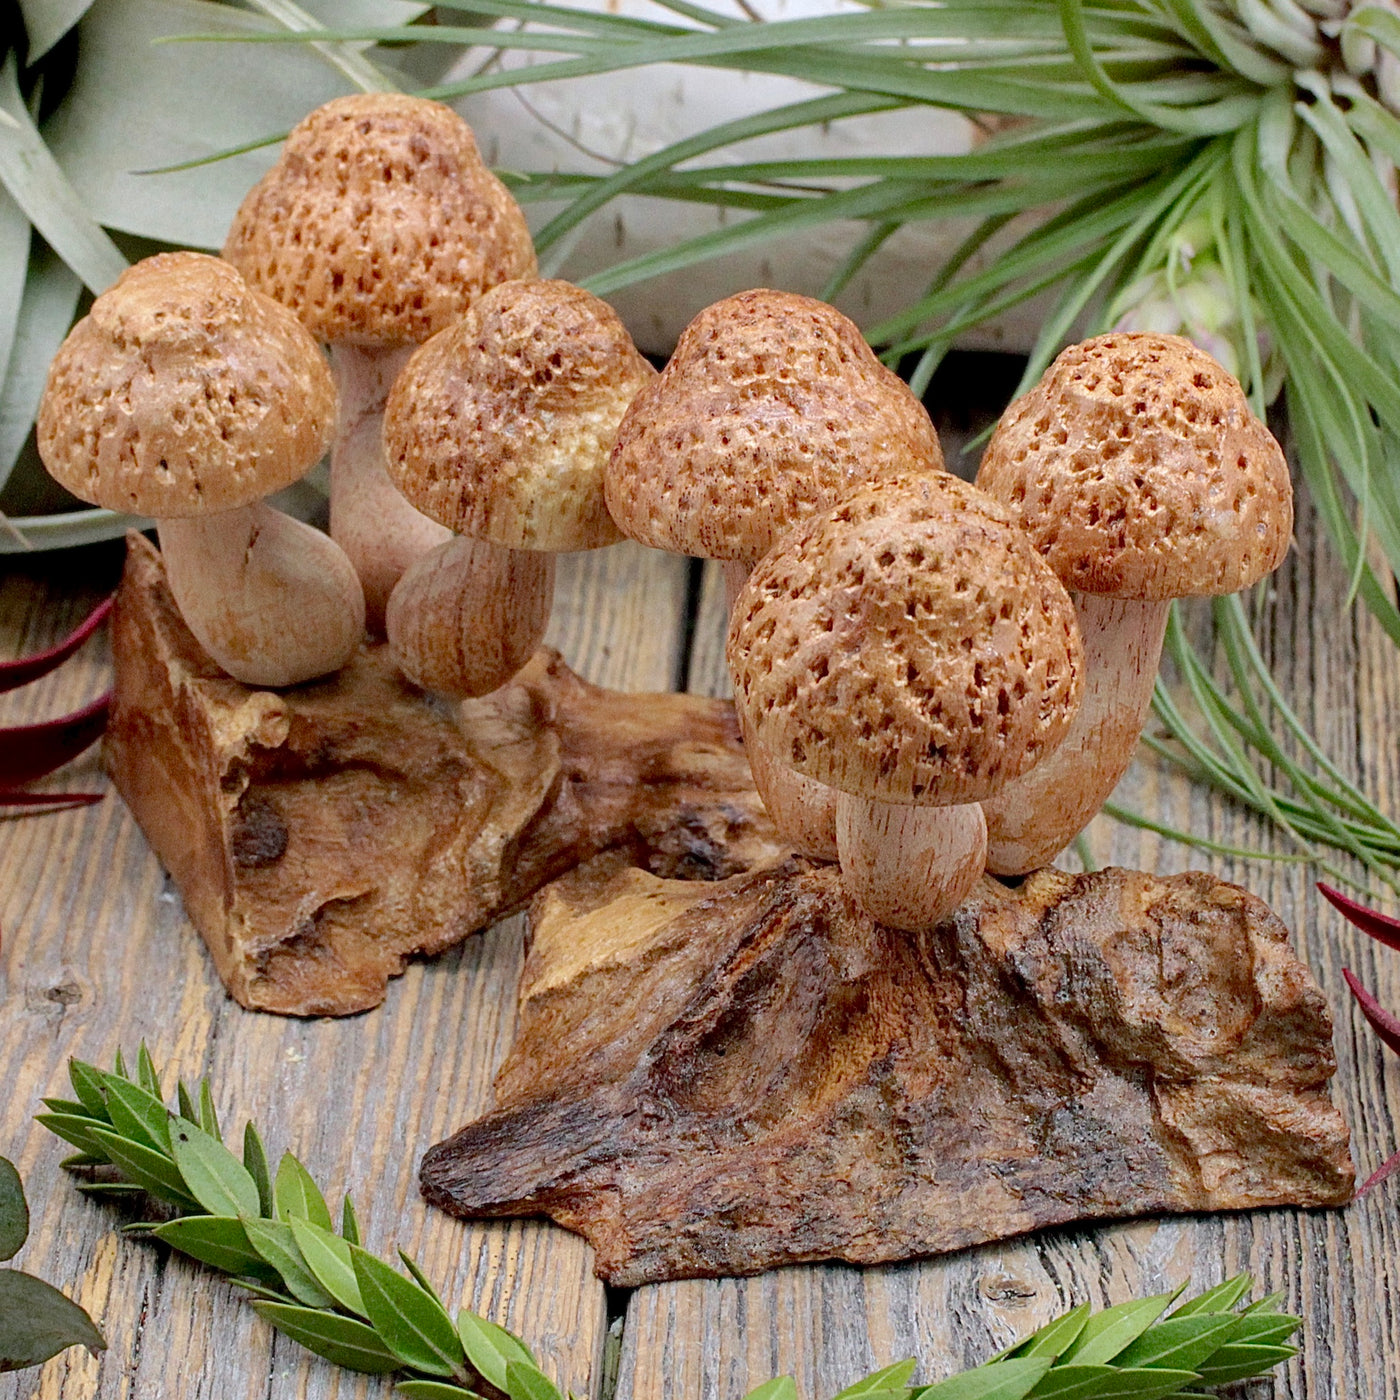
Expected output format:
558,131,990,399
0,1159,28,1262
0,1268,105,1372
18,0,98,62
168,1117,260,1220
351,1244,465,1377
250,1300,402,1374
243,1216,338,1310
274,1152,334,1231
456,1307,537,1391
0,188,32,403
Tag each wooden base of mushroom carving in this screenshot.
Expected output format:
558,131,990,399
421,854,1354,1286
106,533,784,1014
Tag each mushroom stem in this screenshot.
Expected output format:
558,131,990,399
385,534,555,697
835,793,987,931
158,502,365,688
983,594,1170,876
722,559,752,615
329,344,451,633
737,707,839,861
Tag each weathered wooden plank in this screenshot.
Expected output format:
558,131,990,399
619,428,1400,1400
0,538,688,1399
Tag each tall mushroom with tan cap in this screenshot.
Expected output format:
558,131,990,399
38,252,363,687
976,331,1293,875
607,288,945,855
223,93,537,630
383,278,655,697
727,474,1084,931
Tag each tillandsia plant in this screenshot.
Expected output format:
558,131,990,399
177,0,1400,889
36,1050,1304,1398
0,1155,105,1373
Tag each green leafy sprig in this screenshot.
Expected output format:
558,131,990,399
0,1153,105,1373
38,1050,1303,1397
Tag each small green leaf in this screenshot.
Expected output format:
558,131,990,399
400,1249,448,1309
0,1159,27,1261
111,1049,129,1081
243,1217,337,1310
1059,1292,1179,1367
833,1361,917,1400
456,1309,537,1390
1025,1367,1197,1399
352,1245,464,1377
1020,1366,1119,1399
397,1384,481,1399
1168,1275,1252,1318
198,1082,221,1141
40,1098,90,1119
177,1082,198,1123
1232,1312,1302,1347
507,1359,565,1400
275,1153,334,1231
916,1358,1052,1400
86,1126,200,1209
341,1195,360,1245
99,1075,173,1154
0,1268,105,1372
168,1118,260,1220
1112,1315,1239,1371
67,1061,112,1122
74,1183,149,1199
250,1300,402,1374
136,1044,161,1098
244,1124,273,1218
34,1114,110,1162
153,1216,269,1277
1001,1303,1091,1361
289,1217,365,1317
1193,1343,1298,1386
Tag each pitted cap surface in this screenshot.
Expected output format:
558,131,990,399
385,279,655,551
976,332,1292,600
38,252,335,518
727,474,1083,806
606,289,944,562
223,94,536,347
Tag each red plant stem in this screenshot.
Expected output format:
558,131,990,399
1343,968,1400,1057
1317,881,1400,952
0,596,112,694
0,691,110,786
1357,1148,1400,1198
0,791,103,812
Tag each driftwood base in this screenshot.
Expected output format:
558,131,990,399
422,855,1355,1285
106,534,784,1014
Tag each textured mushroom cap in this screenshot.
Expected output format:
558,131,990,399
384,280,655,551
606,289,944,562
976,332,1292,600
223,94,536,348
38,252,335,518
727,474,1084,806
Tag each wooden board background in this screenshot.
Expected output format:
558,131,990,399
2,375,1398,1400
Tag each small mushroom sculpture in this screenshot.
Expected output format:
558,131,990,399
37,253,363,688
223,93,537,630
976,332,1293,875
607,289,945,856
382,278,655,697
727,474,1084,931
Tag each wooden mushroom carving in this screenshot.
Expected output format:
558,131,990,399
607,289,946,857
383,279,655,697
728,474,1084,931
976,332,1293,874
224,94,537,630
38,253,364,687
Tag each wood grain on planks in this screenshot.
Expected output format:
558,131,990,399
615,429,1400,1400
0,537,687,1400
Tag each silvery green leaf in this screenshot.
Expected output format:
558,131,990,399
0,188,30,400
0,508,144,554
250,1300,401,1374
0,53,126,295
169,1118,261,1220
351,1244,464,1377
0,1269,105,1372
18,0,99,62
274,1152,333,1231
41,0,355,252
0,1159,27,1262
456,1309,537,1391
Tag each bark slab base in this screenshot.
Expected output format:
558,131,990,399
422,855,1355,1285
106,534,783,1014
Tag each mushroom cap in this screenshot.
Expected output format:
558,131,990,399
223,94,536,348
727,474,1084,807
976,332,1292,600
37,252,336,518
605,289,945,563
384,279,655,552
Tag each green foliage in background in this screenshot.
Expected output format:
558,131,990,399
38,1049,1304,1396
